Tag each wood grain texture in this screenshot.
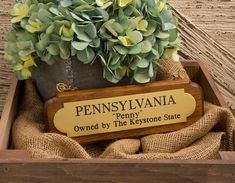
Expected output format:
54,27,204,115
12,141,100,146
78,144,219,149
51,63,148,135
0,0,14,50
0,0,14,117
169,0,235,54
0,159,235,183
0,0,235,117
0,57,12,118
0,76,19,150
220,151,235,160
171,6,235,115
0,150,30,159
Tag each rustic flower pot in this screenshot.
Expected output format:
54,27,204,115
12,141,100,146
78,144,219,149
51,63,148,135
34,59,156,101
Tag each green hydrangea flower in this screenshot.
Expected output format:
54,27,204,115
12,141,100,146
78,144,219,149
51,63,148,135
5,0,181,83
10,3,29,23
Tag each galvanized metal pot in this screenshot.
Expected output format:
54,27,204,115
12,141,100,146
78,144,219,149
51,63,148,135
33,59,131,101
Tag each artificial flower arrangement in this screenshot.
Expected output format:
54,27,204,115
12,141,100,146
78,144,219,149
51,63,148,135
4,0,180,100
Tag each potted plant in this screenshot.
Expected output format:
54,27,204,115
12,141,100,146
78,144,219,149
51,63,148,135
4,0,181,101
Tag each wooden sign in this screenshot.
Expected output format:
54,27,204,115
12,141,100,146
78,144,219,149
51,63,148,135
46,79,203,144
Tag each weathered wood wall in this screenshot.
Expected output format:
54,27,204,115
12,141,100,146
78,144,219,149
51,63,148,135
0,1,14,117
173,9,235,114
0,0,234,117
169,0,235,114
169,0,235,54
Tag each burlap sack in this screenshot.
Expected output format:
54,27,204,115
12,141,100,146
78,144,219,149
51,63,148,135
12,60,235,159
156,59,189,81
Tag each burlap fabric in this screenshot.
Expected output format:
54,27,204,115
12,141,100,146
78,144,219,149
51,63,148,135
12,60,235,159
156,59,189,81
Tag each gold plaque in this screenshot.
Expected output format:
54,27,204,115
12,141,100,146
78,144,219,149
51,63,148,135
53,89,196,137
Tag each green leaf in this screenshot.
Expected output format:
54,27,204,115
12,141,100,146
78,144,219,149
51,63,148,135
128,44,141,54
158,41,164,56
16,41,33,50
156,32,170,39
46,24,55,34
71,12,84,21
112,22,124,34
77,47,95,64
41,52,52,64
118,36,131,47
98,8,109,21
118,0,133,7
81,13,91,20
140,40,152,53
168,29,177,42
49,7,60,15
59,41,70,60
146,34,156,45
115,67,127,80
47,44,60,56
161,40,169,47
119,16,129,30
5,42,17,55
114,45,128,55
163,23,176,31
110,55,120,65
72,23,92,42
160,9,173,22
60,0,73,7
45,57,56,65
61,36,73,41
148,62,154,78
137,19,148,31
105,23,118,37
71,45,77,56
36,34,50,51
137,59,149,68
105,69,119,83
98,54,107,66
163,48,180,62
96,0,105,7
168,37,181,47
89,38,100,48
19,49,34,57
72,41,89,50
20,19,28,29
129,59,138,70
14,64,23,71
85,23,97,39
110,61,121,70
15,71,26,80
7,31,17,42
38,8,52,22
134,71,150,83
126,31,143,44
151,48,160,58
74,4,94,12
143,20,156,37
16,31,35,42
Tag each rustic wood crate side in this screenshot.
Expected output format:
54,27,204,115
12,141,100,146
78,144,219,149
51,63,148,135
0,75,19,150
0,159,235,182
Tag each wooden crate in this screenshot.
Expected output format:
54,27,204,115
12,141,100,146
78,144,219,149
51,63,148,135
0,61,235,183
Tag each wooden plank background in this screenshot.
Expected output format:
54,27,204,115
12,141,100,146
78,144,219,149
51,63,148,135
169,0,235,54
0,0,235,117
0,0,14,117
